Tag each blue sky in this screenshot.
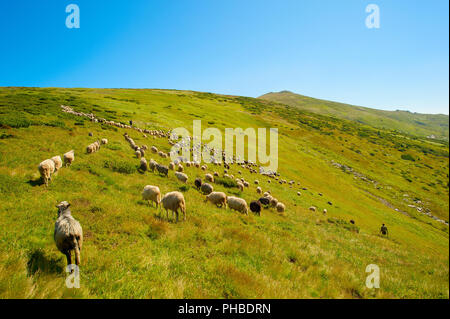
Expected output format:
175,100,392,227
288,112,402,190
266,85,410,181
0,0,448,114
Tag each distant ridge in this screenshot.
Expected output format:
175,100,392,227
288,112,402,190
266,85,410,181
259,91,449,141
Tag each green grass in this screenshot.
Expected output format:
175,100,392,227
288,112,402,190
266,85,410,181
260,90,449,141
0,87,448,299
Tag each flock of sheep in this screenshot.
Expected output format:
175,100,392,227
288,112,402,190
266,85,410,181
48,104,331,269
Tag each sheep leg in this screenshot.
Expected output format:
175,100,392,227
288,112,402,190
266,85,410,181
74,246,81,266
65,251,72,271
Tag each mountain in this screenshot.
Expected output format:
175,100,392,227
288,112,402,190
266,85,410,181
0,87,448,298
259,91,449,141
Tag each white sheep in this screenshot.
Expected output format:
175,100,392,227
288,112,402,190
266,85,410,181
63,150,74,167
161,191,186,222
237,182,244,191
51,156,63,172
142,185,161,207
205,191,227,208
200,183,214,195
276,202,286,213
101,138,108,145
256,186,262,194
205,173,214,183
38,159,55,186
227,196,248,215
54,201,83,268
175,171,188,183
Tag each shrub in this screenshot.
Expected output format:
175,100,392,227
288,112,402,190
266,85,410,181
401,154,415,161
104,160,136,174
215,177,238,188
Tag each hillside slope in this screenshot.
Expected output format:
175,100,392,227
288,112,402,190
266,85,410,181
259,91,449,141
0,87,448,298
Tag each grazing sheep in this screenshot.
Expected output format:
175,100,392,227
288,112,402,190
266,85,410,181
140,158,148,171
63,150,74,167
213,171,219,177
88,132,93,136
297,192,301,196
86,144,95,154
350,220,355,224
227,196,248,215
151,146,158,153
276,202,286,213
254,179,259,185
38,159,55,186
258,197,270,207
237,182,244,191
194,178,202,189
249,200,262,215
51,156,63,172
149,159,157,172
156,163,169,176
54,201,83,268
200,183,213,195
323,208,327,214
270,197,278,208
256,186,262,194
101,138,108,145
205,191,227,208
205,173,214,183
169,162,175,170
142,185,161,207
140,149,145,157
161,191,186,222
177,164,184,172
175,172,188,183
135,150,142,158
243,181,249,188
309,206,317,212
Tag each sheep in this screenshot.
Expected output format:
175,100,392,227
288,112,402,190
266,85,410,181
142,185,161,207
135,150,142,158
227,196,248,215
249,200,261,215
140,158,148,171
276,202,286,213
86,144,95,154
140,149,145,157
194,178,202,189
175,172,188,183
254,180,259,185
213,171,219,177
201,165,207,171
258,197,270,207
177,164,184,172
205,173,214,183
38,159,55,186
200,183,214,195
270,197,278,208
205,192,227,208
93,141,100,152
309,206,317,212
323,209,327,214
243,181,249,188
237,182,244,191
63,150,75,167
88,132,93,136
161,191,186,222
54,201,83,269
51,156,63,172
151,146,158,153
256,186,262,194
297,192,301,196
101,138,108,145
156,164,169,176
149,159,157,172
169,162,175,170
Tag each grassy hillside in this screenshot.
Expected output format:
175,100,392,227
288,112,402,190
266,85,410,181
259,91,449,141
0,87,448,299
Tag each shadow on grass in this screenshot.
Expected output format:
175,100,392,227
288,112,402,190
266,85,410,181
26,178,43,187
27,249,63,276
